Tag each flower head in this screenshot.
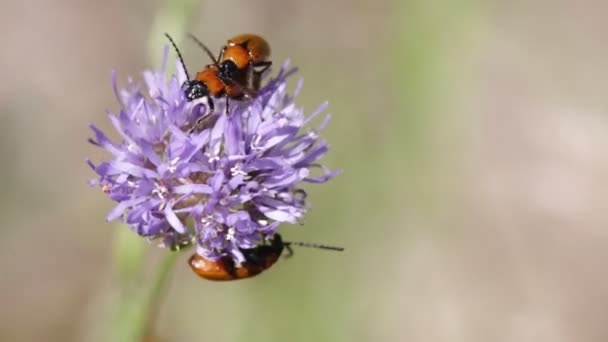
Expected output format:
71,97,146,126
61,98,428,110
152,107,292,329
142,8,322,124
87,47,340,262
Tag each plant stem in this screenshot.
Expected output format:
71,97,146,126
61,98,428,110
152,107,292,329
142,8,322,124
111,251,179,342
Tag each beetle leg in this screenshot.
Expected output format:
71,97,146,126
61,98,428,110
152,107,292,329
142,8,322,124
253,61,272,74
247,61,258,92
284,244,294,258
188,97,215,134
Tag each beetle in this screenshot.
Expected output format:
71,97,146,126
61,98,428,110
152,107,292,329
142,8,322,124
216,33,272,91
164,33,272,118
188,233,344,281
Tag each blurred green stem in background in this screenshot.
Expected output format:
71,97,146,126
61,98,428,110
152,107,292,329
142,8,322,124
113,224,147,286
394,1,449,159
147,0,201,69
110,1,201,341
111,245,179,342
392,0,477,211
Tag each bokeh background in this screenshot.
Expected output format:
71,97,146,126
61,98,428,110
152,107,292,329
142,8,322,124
2,0,608,341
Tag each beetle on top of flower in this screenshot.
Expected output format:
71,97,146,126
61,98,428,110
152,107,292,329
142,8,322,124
87,33,341,280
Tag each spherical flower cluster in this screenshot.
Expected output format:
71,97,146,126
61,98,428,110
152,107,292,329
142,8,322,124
87,47,340,262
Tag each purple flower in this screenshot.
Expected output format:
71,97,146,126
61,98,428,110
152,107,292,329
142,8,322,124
87,46,340,262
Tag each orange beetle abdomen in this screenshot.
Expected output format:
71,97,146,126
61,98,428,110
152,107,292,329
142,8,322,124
189,253,273,281
188,235,285,281
223,45,250,70
226,33,271,64
189,254,236,281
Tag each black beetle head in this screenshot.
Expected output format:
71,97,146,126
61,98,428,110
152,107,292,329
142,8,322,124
182,80,209,102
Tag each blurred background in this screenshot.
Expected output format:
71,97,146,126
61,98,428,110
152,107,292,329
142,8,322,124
2,0,608,341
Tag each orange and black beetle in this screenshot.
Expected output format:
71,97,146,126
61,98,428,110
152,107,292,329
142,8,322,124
189,233,344,281
164,33,272,115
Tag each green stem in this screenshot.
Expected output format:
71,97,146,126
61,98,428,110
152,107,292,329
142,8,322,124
140,251,180,334
109,1,200,340
111,251,180,342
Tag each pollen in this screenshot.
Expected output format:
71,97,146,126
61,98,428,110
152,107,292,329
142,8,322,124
152,182,169,199
226,227,235,241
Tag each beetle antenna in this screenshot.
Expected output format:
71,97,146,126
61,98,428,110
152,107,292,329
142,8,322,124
187,33,220,66
284,241,344,252
164,33,191,81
